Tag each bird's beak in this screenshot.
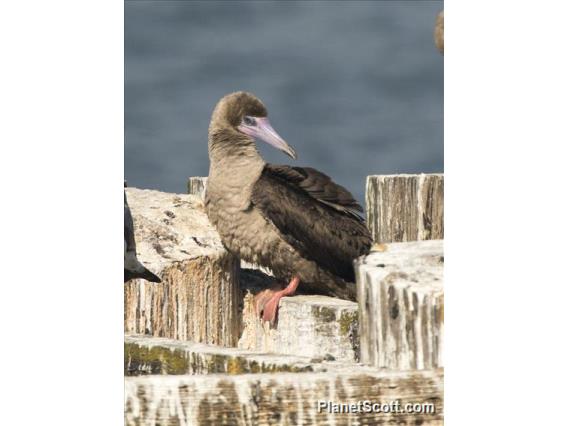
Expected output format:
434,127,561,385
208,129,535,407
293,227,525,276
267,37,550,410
239,117,298,160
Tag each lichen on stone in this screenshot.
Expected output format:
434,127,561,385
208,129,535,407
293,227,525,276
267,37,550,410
125,343,190,375
311,305,336,323
338,310,358,337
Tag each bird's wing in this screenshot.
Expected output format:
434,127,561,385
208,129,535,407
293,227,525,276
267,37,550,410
124,191,162,283
263,164,364,220
124,191,137,254
251,164,372,282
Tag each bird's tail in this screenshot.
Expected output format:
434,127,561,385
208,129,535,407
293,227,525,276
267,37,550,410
124,264,161,284
125,251,162,283
137,267,162,283
125,266,162,283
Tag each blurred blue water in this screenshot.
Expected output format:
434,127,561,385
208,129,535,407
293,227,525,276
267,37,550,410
125,0,443,205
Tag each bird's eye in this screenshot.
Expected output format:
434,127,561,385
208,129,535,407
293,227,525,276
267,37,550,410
243,116,255,126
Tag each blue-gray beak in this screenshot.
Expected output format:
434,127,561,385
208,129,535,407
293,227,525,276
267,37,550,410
238,116,298,160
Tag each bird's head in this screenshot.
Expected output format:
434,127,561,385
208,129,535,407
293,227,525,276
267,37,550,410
209,91,297,160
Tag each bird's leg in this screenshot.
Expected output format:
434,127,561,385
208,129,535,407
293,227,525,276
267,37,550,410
255,276,300,325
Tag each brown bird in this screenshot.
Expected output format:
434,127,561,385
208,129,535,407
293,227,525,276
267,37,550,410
205,92,371,323
434,10,444,55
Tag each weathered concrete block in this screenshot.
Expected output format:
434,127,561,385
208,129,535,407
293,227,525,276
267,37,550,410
125,368,443,425
125,335,343,376
238,278,360,363
355,240,443,370
124,188,240,347
366,174,444,243
187,176,207,199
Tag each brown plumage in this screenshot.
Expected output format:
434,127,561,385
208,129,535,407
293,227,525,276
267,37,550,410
434,10,444,55
205,92,371,321
251,164,369,284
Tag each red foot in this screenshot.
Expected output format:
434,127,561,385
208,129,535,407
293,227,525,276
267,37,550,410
254,276,300,325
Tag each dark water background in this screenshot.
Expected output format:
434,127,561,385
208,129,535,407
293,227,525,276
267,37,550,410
125,0,443,205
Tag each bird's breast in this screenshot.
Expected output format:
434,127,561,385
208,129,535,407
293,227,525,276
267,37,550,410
207,198,273,262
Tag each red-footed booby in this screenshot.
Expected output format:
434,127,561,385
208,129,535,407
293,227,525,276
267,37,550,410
124,190,161,283
205,92,371,323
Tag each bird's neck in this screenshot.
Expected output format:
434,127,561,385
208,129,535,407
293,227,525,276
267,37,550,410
207,128,265,192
